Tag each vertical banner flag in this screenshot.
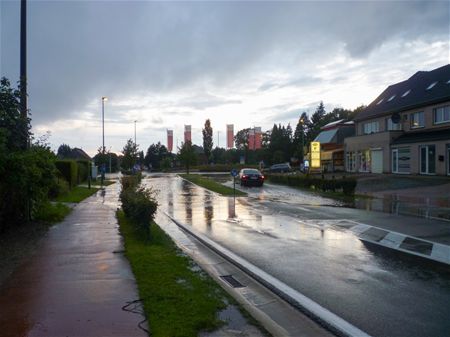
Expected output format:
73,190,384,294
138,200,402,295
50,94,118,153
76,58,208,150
254,127,262,150
248,128,255,150
167,130,173,152
311,141,321,168
227,124,234,149
184,125,191,143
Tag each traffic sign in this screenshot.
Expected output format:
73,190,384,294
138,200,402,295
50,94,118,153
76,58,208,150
230,168,238,177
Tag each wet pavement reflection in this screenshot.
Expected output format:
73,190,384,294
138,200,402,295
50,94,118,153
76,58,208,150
145,174,450,337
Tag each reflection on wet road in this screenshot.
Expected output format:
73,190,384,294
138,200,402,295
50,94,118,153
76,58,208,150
145,174,450,337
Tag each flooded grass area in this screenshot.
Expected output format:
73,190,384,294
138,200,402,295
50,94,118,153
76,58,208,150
180,174,247,196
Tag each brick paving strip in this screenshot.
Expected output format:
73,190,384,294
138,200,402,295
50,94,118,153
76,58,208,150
0,184,147,337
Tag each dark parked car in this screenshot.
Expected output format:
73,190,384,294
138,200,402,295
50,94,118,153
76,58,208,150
269,163,291,173
239,168,264,187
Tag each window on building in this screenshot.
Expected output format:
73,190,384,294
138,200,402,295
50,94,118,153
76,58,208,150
426,81,438,90
433,105,450,124
357,150,371,172
401,89,411,97
346,152,356,172
410,111,424,128
387,95,396,102
386,118,402,131
376,98,384,105
363,121,380,134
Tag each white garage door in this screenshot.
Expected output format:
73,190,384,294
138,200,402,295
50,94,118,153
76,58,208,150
371,149,383,173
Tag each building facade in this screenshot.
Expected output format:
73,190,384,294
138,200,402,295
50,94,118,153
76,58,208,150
344,64,450,175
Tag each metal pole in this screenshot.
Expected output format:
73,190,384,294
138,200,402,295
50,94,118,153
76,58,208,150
217,131,220,148
20,0,27,146
102,99,105,154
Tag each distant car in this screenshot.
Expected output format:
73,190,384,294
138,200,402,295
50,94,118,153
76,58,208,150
239,168,264,187
269,163,291,173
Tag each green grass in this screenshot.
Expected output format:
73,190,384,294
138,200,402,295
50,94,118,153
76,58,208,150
180,174,247,196
54,186,100,203
117,211,228,337
35,202,72,223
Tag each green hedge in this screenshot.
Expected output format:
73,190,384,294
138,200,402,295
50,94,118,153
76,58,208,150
55,160,78,189
266,174,357,196
76,160,89,184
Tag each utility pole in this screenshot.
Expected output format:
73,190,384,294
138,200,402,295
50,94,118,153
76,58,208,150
20,0,27,148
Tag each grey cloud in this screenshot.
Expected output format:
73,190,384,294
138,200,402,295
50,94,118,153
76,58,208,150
1,1,448,125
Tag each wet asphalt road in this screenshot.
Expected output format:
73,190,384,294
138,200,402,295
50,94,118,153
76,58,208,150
145,174,450,337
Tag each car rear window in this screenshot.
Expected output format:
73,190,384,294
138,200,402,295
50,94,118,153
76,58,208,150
243,169,259,174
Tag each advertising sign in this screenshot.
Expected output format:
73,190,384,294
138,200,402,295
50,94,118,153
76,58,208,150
311,141,321,168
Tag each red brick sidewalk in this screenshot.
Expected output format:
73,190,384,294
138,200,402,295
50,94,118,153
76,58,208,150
0,184,147,337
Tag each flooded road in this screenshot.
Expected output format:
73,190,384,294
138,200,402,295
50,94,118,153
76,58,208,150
145,174,450,337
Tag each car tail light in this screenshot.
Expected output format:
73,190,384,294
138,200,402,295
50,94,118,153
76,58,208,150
242,175,248,179
261,175,265,179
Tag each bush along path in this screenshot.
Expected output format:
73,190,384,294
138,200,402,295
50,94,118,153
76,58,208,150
118,174,260,337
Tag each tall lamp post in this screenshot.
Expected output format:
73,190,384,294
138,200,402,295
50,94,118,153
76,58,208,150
299,117,305,165
134,120,137,145
101,96,108,186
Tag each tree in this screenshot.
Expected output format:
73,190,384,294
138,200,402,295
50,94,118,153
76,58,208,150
121,139,138,171
0,78,58,228
235,128,250,163
144,142,168,169
202,119,213,162
293,112,311,162
93,147,119,173
178,141,197,174
57,144,72,158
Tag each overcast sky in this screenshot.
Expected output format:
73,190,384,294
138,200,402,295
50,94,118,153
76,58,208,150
1,0,449,155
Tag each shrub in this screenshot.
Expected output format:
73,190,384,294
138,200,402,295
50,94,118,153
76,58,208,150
48,175,70,199
55,160,78,188
119,174,157,239
76,160,89,183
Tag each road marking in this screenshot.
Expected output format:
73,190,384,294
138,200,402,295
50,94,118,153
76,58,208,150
164,212,372,337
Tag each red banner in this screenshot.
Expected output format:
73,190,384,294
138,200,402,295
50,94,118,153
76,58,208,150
167,130,173,152
184,125,191,143
227,124,234,149
254,127,262,150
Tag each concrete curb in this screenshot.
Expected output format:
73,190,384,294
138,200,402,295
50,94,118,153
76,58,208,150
164,212,371,337
347,222,450,265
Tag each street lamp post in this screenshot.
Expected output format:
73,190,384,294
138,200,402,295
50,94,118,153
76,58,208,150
101,96,108,186
299,117,305,165
134,120,137,145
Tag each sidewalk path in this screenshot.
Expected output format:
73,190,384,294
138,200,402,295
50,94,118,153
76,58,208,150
0,184,146,337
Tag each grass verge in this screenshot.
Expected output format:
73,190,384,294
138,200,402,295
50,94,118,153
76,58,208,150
180,174,247,196
117,211,228,337
35,202,72,223
54,186,100,203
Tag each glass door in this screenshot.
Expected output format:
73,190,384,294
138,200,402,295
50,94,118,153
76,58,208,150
392,149,398,173
420,145,436,174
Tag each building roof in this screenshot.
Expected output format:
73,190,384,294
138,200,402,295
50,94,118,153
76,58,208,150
355,64,450,122
314,129,338,143
70,148,92,161
392,128,450,145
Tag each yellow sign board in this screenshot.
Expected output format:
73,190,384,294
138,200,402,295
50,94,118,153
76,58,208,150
310,141,321,168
